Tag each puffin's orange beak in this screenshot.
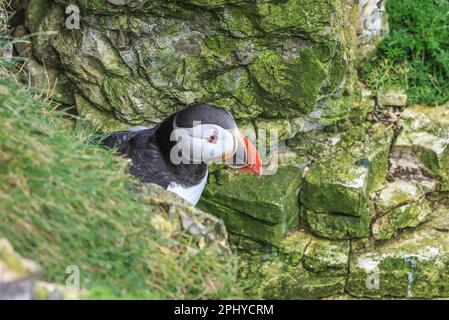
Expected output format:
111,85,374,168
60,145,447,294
235,132,262,176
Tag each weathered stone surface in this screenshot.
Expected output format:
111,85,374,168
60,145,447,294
300,124,394,216
199,166,301,245
303,238,350,276
356,0,389,61
371,180,431,241
0,239,41,300
374,180,425,213
393,105,449,190
136,183,230,250
247,260,346,299
25,0,366,132
378,87,407,107
372,199,431,241
202,166,301,224
347,219,449,298
301,206,374,240
240,230,347,299
427,205,449,233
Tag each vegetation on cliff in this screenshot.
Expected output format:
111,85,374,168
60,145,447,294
362,0,449,106
0,10,243,297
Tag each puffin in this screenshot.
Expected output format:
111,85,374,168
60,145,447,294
101,104,262,205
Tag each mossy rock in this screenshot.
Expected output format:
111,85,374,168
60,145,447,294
28,0,359,129
199,166,302,245
301,206,374,240
371,180,431,241
394,105,449,190
347,214,449,298
300,125,394,216
240,230,348,299
372,201,431,241
303,238,350,276
374,180,425,213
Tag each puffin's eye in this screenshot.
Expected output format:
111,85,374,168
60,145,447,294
207,134,218,144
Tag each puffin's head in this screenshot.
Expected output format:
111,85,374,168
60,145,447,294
171,104,262,176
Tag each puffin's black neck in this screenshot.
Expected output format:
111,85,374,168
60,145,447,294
155,114,208,185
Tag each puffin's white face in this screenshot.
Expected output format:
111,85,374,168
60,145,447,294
171,122,237,164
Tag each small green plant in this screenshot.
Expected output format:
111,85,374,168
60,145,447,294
362,0,449,106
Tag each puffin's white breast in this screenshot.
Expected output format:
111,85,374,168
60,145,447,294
167,169,208,206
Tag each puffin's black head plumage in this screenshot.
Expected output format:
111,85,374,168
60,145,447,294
175,104,237,130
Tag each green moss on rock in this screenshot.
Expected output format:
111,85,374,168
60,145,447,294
301,206,374,240
347,221,449,298
374,180,425,213
371,180,431,241
239,230,348,299
394,105,449,190
303,238,350,276
199,166,302,245
30,0,357,126
201,166,301,224
301,125,393,216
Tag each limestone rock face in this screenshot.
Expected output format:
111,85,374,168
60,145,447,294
393,105,449,190
199,166,302,246
240,230,349,299
299,124,393,239
301,124,393,216
22,0,376,131
348,207,449,298
12,0,449,301
357,0,389,61
372,181,431,241
0,239,41,300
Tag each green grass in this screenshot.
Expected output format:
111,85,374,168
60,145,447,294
0,11,243,299
362,0,449,106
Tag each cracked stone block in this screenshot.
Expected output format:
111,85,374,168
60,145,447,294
301,206,374,240
240,230,348,299
301,125,393,216
303,238,350,276
394,105,449,190
201,199,299,246
247,259,346,300
374,180,425,213
372,199,431,241
278,230,312,265
199,166,302,245
371,180,431,241
347,216,449,298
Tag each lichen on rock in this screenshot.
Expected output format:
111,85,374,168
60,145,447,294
300,124,394,227
393,105,449,191
22,0,362,132
239,229,349,299
347,215,449,298
199,166,302,246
